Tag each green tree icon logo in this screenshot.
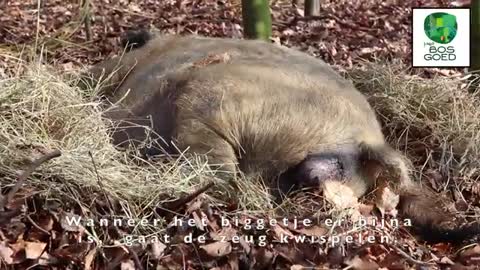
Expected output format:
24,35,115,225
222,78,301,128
424,12,458,44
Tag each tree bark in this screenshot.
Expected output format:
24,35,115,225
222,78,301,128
471,0,480,73
81,0,92,41
304,0,321,16
241,0,272,40
469,0,480,93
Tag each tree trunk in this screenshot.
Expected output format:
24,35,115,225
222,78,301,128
470,0,480,93
81,0,92,41
304,0,321,16
241,0,272,40
471,0,480,73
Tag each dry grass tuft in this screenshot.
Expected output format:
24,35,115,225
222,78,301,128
0,59,272,235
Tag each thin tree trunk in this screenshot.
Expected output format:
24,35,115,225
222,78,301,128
304,0,321,16
470,0,480,92
82,0,92,41
241,0,272,40
471,0,480,72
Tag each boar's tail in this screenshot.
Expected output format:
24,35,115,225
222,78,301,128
397,188,480,244
359,143,480,244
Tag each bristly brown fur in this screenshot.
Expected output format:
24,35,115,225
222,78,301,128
83,34,387,179
80,31,480,244
397,188,480,243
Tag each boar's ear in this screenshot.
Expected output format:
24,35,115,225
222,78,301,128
121,29,153,51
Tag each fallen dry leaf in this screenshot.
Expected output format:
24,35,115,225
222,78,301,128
440,256,455,265
191,211,206,231
186,199,203,214
432,242,451,255
323,181,359,210
458,244,480,264
24,241,47,259
149,241,167,260
345,255,380,270
0,242,14,264
375,185,399,217
271,223,295,240
358,203,375,216
451,0,470,7
459,245,480,258
37,251,54,266
210,227,238,241
84,247,97,270
200,241,232,257
120,259,136,270
292,225,328,237
323,180,363,223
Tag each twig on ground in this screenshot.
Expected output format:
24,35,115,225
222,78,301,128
126,246,144,270
88,151,115,213
81,0,92,41
26,214,51,236
390,244,435,266
106,227,145,270
156,182,215,216
0,149,62,210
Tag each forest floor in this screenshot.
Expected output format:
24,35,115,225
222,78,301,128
0,0,479,269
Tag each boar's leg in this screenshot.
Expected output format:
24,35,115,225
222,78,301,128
175,118,239,178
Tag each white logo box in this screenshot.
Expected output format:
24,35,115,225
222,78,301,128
412,8,470,68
